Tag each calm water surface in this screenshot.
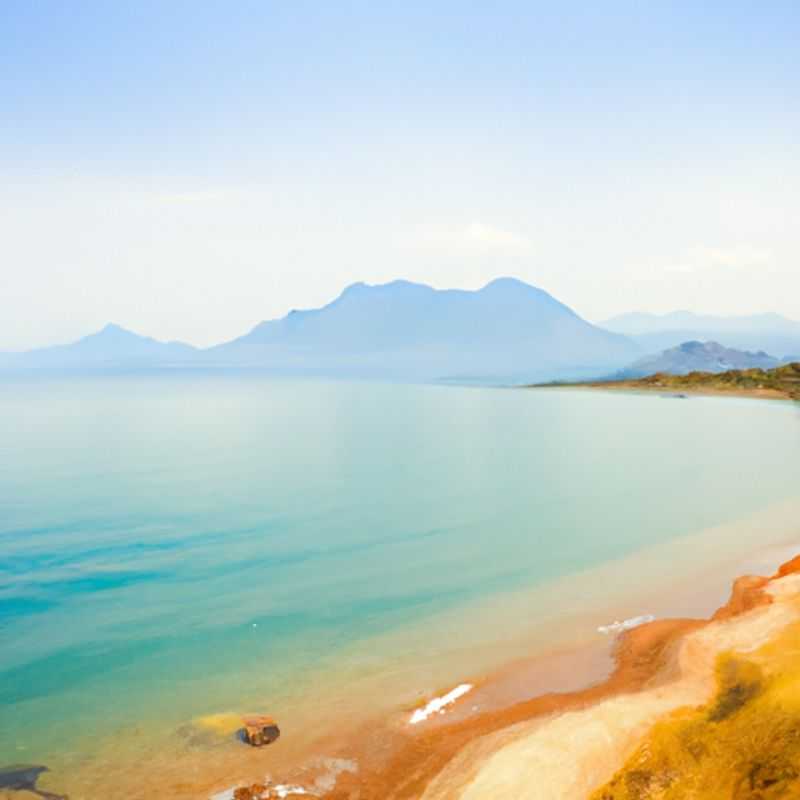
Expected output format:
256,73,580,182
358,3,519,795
0,375,798,793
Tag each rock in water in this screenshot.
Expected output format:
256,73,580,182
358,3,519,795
0,764,67,799
242,715,280,747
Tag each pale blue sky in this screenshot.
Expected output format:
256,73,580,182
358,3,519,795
1,1,798,348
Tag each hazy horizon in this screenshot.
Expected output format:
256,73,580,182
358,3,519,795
2,1,798,350
3,274,800,354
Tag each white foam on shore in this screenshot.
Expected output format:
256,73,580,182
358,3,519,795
272,786,314,798
597,614,655,635
409,683,473,725
208,756,354,799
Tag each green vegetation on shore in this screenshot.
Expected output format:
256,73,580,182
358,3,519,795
534,362,800,400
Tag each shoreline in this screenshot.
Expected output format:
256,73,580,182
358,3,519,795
526,362,800,402
317,554,800,799
202,506,800,800
529,382,795,402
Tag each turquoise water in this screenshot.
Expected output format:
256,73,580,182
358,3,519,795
1,376,798,792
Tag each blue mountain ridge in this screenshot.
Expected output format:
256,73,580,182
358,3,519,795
1,278,639,383
602,311,800,360
202,277,639,382
12,279,798,383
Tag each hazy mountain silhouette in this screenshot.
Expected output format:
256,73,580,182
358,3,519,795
617,340,782,379
0,279,703,382
2,324,197,369
204,278,639,382
602,311,800,360
14,286,800,383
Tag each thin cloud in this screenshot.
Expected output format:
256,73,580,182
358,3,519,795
407,222,533,255
664,245,772,274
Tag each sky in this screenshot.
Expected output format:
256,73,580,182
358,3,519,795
1,1,798,350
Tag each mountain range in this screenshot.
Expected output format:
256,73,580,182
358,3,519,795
3,279,799,384
1,279,637,383
602,311,800,361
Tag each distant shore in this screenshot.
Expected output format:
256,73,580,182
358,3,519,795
533,382,792,401
526,361,800,402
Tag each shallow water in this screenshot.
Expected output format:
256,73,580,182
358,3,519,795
0,376,798,797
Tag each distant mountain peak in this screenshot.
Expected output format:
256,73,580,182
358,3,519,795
96,323,137,337
341,276,541,297
618,340,781,379
2,322,196,368
341,281,368,294
604,309,800,331
602,309,800,360
348,278,431,292
483,276,529,290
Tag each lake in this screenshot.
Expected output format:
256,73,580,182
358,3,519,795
1,375,798,798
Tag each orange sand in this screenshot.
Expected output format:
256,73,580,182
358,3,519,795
303,555,799,798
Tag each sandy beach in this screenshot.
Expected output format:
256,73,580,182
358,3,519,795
313,557,800,799
185,534,800,800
